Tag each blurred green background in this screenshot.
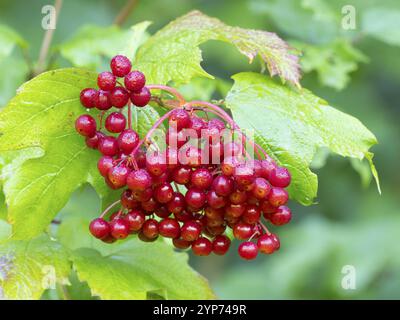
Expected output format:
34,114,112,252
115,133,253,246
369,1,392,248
1,0,399,299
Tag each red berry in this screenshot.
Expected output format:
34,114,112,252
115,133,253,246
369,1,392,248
206,190,226,209
141,197,159,213
212,175,234,196
171,166,191,185
97,71,116,91
191,168,213,190
110,218,129,239
121,189,139,209
221,156,239,176
142,219,159,239
98,136,119,156
131,87,151,107
260,157,277,179
85,131,105,149
238,241,258,260
242,205,261,225
159,218,180,238
212,235,231,255
124,209,145,232
189,116,207,136
173,210,194,223
117,129,139,154
229,189,248,204
154,182,174,203
269,167,291,188
167,192,185,215
185,188,206,210
252,177,271,199
124,70,145,92
180,146,202,167
181,221,201,242
110,55,131,77
80,88,97,108
110,86,129,108
105,112,126,133
257,234,278,254
89,218,110,239
75,114,96,137
225,203,246,218
233,222,254,240
146,153,167,177
107,164,129,189
94,90,112,110
127,169,153,191
224,142,243,158
155,206,171,218
97,156,114,177
268,187,289,207
191,237,212,256
234,164,255,187
269,205,292,226
169,109,192,131
173,238,192,249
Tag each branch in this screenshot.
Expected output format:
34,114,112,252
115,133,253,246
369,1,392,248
114,0,138,26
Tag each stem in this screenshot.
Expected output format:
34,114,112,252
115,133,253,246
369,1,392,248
128,103,132,129
131,109,176,156
114,0,138,26
147,85,186,105
100,200,121,218
34,0,63,76
260,222,271,236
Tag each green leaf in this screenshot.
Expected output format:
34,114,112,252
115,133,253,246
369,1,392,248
72,241,215,300
135,10,300,86
225,72,379,205
0,233,70,299
0,69,111,239
294,39,368,90
362,8,400,47
58,22,151,69
0,24,27,62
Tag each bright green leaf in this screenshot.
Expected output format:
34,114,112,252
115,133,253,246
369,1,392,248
58,22,151,69
225,72,379,205
136,10,300,86
0,234,70,299
72,241,215,300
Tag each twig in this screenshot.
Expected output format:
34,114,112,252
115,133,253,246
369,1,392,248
114,0,138,26
34,0,63,76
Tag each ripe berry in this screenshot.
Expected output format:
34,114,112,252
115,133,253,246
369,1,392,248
225,203,246,218
234,164,255,186
169,109,192,131
75,114,96,137
185,188,206,210
191,237,212,256
110,55,132,77
167,192,185,214
229,189,248,204
117,129,139,154
95,90,112,110
181,146,202,167
206,190,226,209
89,218,110,239
158,218,180,238
142,219,159,239
173,238,192,249
110,218,130,239
80,88,97,108
190,168,213,190
98,136,119,156
166,128,187,148
105,112,127,133
233,222,254,240
108,164,129,189
155,206,171,218
171,166,191,185
269,205,292,226
212,235,231,255
127,169,153,191
154,182,174,203
260,200,278,217
85,131,105,149
221,156,239,176
238,241,258,260
269,167,291,188
252,177,271,199
212,175,234,196
257,234,279,254
174,210,194,223
124,209,145,232
260,157,277,179
97,71,116,91
124,70,146,92
224,142,243,158
181,221,201,242
141,197,159,213
121,189,139,209
268,187,289,207
97,156,114,177
110,86,129,108
146,153,167,176
189,116,207,136
242,205,261,225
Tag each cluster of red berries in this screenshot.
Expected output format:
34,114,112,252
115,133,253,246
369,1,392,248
75,55,292,260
